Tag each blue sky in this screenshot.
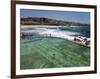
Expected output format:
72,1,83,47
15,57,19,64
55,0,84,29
20,9,90,24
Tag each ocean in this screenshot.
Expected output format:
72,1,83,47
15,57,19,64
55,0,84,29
58,25,90,38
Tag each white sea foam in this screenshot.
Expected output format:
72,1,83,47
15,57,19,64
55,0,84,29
21,25,82,40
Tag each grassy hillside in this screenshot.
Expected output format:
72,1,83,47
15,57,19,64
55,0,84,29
20,37,90,69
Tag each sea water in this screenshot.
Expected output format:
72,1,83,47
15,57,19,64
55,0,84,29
58,25,90,38
21,25,90,41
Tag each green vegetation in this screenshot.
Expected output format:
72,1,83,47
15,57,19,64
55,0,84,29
20,37,90,69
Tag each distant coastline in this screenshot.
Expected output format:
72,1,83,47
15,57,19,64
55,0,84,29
20,17,90,26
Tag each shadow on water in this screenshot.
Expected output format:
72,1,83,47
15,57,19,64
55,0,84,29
24,38,43,43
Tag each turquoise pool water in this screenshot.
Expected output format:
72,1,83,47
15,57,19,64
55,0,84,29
20,37,90,69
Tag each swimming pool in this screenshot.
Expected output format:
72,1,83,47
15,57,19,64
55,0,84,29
20,37,90,69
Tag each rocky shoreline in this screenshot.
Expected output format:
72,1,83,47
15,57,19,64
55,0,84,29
21,17,90,26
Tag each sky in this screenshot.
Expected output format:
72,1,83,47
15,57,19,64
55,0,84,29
20,9,90,24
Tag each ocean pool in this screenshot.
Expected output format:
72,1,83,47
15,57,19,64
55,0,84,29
20,37,90,69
